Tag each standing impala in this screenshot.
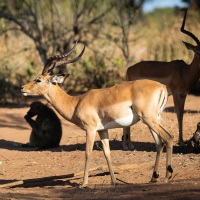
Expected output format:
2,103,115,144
21,42,173,186
123,9,200,149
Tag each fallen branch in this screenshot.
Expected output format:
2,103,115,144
0,163,139,188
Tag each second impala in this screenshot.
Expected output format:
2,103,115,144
21,43,173,186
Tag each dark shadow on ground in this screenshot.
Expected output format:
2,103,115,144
165,106,200,114
0,139,196,155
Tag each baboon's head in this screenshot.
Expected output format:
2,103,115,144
27,101,45,117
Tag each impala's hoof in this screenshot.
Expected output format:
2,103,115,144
111,181,117,186
80,180,89,188
79,183,88,188
164,178,171,183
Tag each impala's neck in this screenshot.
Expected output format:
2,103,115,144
188,54,200,85
43,84,80,124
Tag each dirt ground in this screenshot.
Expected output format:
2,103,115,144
0,95,200,200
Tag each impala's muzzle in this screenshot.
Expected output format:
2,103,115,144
21,80,38,96
21,85,26,96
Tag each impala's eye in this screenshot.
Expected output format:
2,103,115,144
35,78,41,83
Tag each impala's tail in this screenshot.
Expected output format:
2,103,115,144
157,87,168,120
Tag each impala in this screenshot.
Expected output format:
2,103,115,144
123,9,200,149
21,42,173,186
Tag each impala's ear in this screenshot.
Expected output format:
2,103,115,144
50,74,70,84
182,41,195,50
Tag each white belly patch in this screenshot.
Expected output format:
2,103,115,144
97,113,139,131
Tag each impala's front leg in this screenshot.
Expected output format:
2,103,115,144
82,128,96,187
98,130,116,185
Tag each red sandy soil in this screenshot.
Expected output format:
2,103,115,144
0,95,200,199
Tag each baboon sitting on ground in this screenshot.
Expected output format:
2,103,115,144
189,122,200,153
187,122,200,153
23,101,62,150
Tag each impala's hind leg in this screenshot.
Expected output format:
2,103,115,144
160,126,173,182
156,124,173,182
149,129,164,182
154,128,173,183
143,117,173,183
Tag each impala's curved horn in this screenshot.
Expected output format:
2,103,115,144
54,45,85,67
180,9,200,46
42,41,84,75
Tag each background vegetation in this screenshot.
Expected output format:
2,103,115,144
0,0,200,104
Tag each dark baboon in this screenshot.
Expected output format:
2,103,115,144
23,101,62,150
189,122,200,153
